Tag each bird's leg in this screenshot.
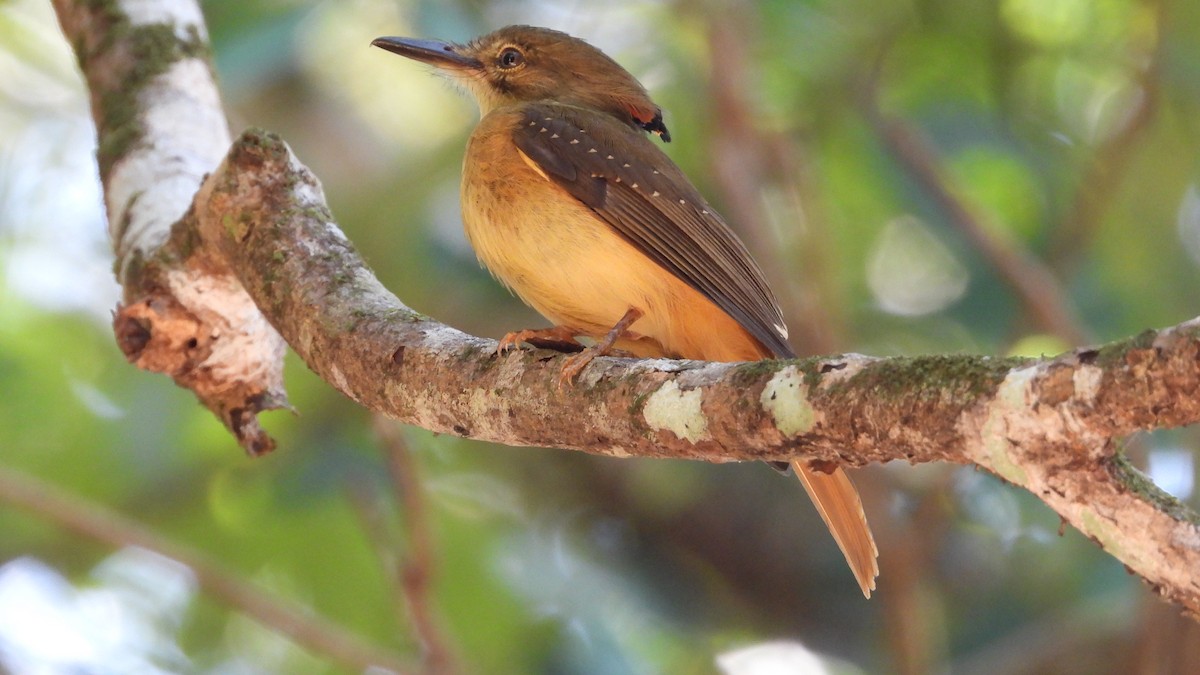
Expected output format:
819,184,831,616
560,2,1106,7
497,325,585,354
560,307,644,384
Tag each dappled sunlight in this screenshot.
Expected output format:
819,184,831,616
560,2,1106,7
717,640,855,675
0,0,115,322
0,549,195,674
1002,0,1094,47
1051,61,1144,145
1147,448,1194,501
426,470,528,521
495,510,696,673
1176,185,1200,268
867,216,969,317
296,0,475,150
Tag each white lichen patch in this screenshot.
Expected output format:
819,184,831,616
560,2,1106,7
1172,523,1200,552
1072,364,1103,404
111,58,230,257
1079,509,1124,559
760,366,817,437
404,386,444,433
289,152,334,212
643,380,709,443
467,387,508,437
977,366,1036,485
123,0,208,35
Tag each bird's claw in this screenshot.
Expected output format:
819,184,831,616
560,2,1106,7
497,327,584,355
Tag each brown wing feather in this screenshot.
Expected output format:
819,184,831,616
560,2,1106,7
512,102,793,358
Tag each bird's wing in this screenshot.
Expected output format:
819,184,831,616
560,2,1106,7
512,102,793,357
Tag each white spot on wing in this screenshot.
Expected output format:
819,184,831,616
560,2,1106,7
775,323,789,339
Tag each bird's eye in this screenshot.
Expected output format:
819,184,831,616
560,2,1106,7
497,47,525,69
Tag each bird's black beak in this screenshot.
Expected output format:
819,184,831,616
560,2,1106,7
371,36,482,70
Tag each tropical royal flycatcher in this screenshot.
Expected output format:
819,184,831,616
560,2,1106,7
372,25,879,596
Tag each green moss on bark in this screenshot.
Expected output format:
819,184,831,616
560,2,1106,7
1110,453,1198,525
91,16,213,180
832,354,1028,402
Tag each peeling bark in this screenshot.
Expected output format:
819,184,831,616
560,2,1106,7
53,0,287,453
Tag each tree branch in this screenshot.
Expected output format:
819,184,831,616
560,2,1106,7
0,466,413,674
1047,0,1163,275
701,8,844,355
52,0,288,455
375,418,460,675
173,127,1200,612
861,49,1092,346
55,0,1200,617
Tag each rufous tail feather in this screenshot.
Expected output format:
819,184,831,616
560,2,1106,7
792,461,879,598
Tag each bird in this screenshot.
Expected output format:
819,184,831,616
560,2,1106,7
372,25,878,597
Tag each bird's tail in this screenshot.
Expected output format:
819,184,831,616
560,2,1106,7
792,461,879,598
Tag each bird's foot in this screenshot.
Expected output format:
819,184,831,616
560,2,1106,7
558,307,644,386
497,326,585,354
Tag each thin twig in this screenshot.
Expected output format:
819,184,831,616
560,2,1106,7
1047,0,1163,274
877,483,951,675
0,465,413,674
862,53,1091,346
762,132,846,353
343,473,419,653
701,9,842,355
374,417,459,675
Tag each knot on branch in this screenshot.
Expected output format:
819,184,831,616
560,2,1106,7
114,294,210,370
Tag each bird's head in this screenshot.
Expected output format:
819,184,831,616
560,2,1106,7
372,25,670,142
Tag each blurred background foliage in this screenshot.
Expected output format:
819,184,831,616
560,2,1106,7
2,0,1200,672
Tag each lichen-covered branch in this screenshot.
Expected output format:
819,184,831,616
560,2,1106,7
178,128,1200,613
52,0,287,453
56,0,1200,616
